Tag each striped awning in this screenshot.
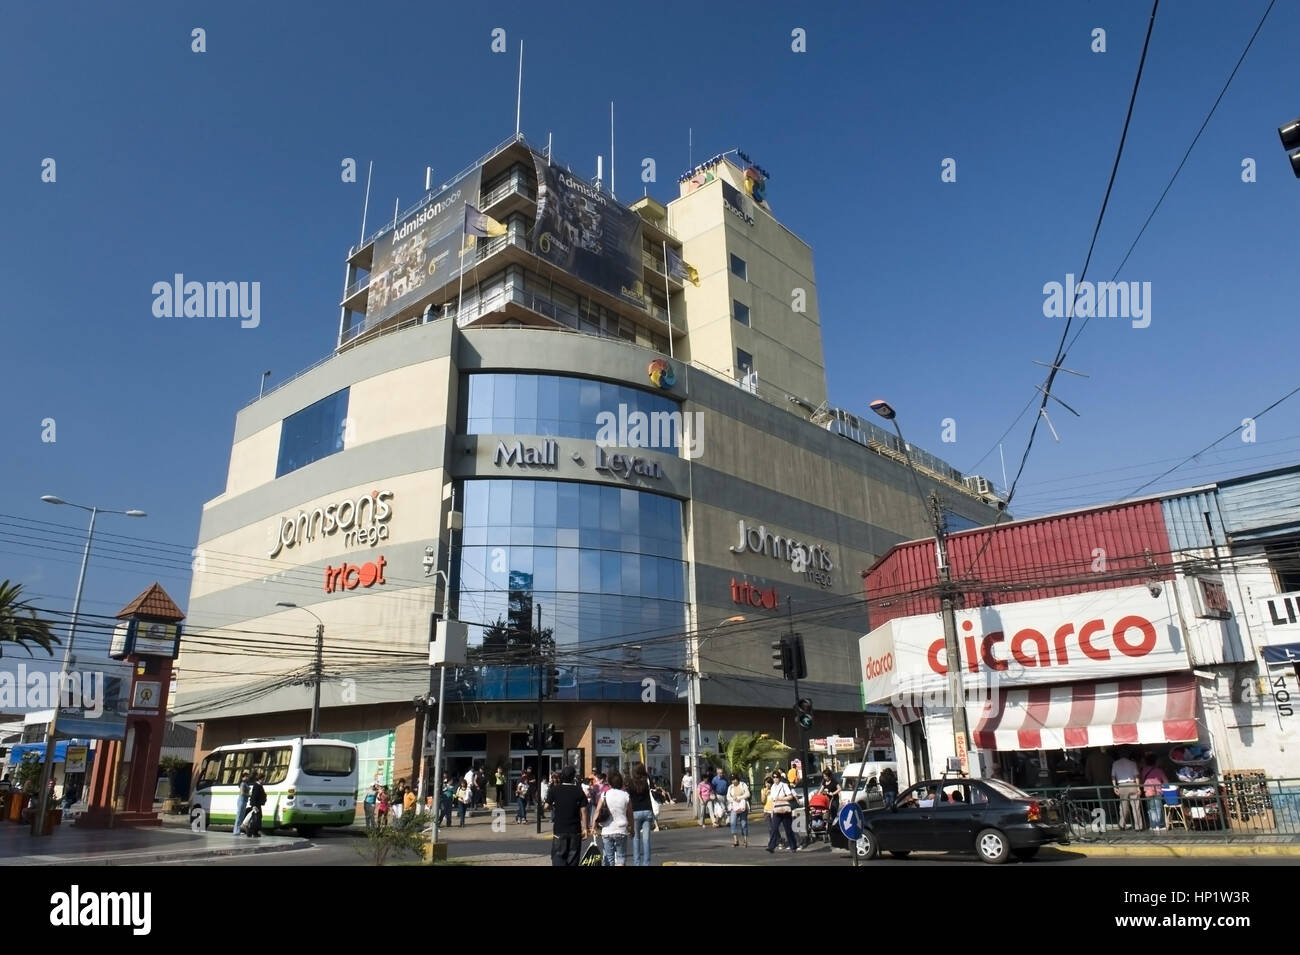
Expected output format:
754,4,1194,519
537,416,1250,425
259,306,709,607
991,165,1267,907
889,705,923,726
972,673,1200,752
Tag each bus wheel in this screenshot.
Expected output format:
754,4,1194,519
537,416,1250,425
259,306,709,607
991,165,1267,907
296,825,321,838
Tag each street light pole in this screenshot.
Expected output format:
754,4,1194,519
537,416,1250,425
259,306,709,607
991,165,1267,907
33,496,146,836
869,400,971,774
275,603,324,739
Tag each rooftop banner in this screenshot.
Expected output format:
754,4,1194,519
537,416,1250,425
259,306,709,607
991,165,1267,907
367,165,483,325
532,155,645,307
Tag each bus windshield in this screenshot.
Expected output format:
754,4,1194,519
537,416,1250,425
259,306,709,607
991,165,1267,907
301,745,357,776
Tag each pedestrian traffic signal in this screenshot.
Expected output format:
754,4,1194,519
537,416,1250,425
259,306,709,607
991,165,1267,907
772,638,794,679
543,723,557,747
525,724,538,749
794,698,814,729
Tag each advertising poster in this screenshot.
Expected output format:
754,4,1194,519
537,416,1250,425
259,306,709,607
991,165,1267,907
367,165,483,325
532,156,645,306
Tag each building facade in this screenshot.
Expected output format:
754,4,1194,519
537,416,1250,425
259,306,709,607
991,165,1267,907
860,465,1300,799
179,136,1002,798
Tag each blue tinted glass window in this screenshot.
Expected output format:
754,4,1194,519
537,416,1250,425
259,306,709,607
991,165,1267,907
276,388,349,477
453,479,686,703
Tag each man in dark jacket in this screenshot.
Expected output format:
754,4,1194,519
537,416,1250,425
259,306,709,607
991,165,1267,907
547,766,589,866
246,771,268,837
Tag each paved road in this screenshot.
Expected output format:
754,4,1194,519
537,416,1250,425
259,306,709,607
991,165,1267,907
162,824,1300,866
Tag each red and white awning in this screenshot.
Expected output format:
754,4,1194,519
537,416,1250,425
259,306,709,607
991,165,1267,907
972,673,1200,752
889,705,923,726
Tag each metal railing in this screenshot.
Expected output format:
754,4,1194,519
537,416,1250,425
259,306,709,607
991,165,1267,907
1022,778,1300,837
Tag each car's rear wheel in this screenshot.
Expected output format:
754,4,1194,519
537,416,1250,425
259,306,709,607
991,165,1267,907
889,850,911,858
1012,847,1039,861
976,828,1010,864
855,830,878,860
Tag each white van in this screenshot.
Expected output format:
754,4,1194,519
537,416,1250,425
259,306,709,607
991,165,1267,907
839,761,898,807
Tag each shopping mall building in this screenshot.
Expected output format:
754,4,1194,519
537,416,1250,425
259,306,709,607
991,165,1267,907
178,134,1003,792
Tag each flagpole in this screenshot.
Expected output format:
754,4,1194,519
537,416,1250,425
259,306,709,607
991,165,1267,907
515,41,523,138
663,241,675,359
458,219,467,324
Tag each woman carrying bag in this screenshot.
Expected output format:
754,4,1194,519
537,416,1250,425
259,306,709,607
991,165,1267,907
728,773,751,848
765,772,800,853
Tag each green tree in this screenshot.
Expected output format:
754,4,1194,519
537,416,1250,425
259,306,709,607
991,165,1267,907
0,580,59,657
705,733,791,785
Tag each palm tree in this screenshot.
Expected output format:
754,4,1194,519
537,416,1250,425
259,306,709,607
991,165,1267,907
704,732,791,785
0,580,59,658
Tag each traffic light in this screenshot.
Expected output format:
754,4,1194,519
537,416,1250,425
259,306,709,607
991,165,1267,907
794,698,814,729
790,634,807,680
543,723,557,747
771,638,793,679
542,665,561,698
525,724,538,749
1280,117,1300,178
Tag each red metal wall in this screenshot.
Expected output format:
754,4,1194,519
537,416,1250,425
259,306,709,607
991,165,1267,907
863,499,1175,629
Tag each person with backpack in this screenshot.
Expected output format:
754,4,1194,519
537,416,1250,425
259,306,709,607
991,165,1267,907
246,771,268,838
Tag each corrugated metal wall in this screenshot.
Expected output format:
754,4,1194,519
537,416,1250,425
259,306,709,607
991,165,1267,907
1161,489,1227,553
1217,467,1300,541
864,500,1174,629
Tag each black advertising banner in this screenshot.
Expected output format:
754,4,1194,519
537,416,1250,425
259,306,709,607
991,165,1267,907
367,165,483,325
721,179,755,225
532,155,645,306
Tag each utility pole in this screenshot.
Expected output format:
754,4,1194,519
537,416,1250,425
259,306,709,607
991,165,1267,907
310,623,324,737
930,492,970,772
787,597,812,845
535,602,544,835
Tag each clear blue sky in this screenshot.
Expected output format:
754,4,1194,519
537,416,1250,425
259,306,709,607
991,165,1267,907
2,0,1297,637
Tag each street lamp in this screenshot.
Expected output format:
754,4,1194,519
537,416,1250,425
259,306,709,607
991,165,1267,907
275,602,324,738
33,495,146,836
687,615,744,818
869,398,972,774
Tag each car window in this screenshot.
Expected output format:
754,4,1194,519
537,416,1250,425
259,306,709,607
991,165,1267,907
895,785,929,810
939,784,968,804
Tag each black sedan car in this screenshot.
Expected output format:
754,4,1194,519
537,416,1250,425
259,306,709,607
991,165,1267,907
852,777,1068,863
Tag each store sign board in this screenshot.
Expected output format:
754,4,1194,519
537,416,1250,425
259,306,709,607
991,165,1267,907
859,586,1190,703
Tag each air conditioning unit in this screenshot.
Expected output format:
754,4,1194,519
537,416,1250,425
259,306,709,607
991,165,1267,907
964,475,994,495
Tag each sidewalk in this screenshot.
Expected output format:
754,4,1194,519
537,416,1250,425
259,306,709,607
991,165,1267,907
0,815,305,866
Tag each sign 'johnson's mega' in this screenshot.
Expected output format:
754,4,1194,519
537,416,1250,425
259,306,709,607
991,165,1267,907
268,490,394,558
858,585,1191,703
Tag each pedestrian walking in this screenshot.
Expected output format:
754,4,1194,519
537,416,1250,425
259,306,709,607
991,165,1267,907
234,771,251,836
515,773,531,824
728,773,751,848
594,771,633,866
363,784,378,829
494,766,507,807
246,771,268,838
548,765,590,866
765,771,799,853
376,786,390,829
626,763,655,866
